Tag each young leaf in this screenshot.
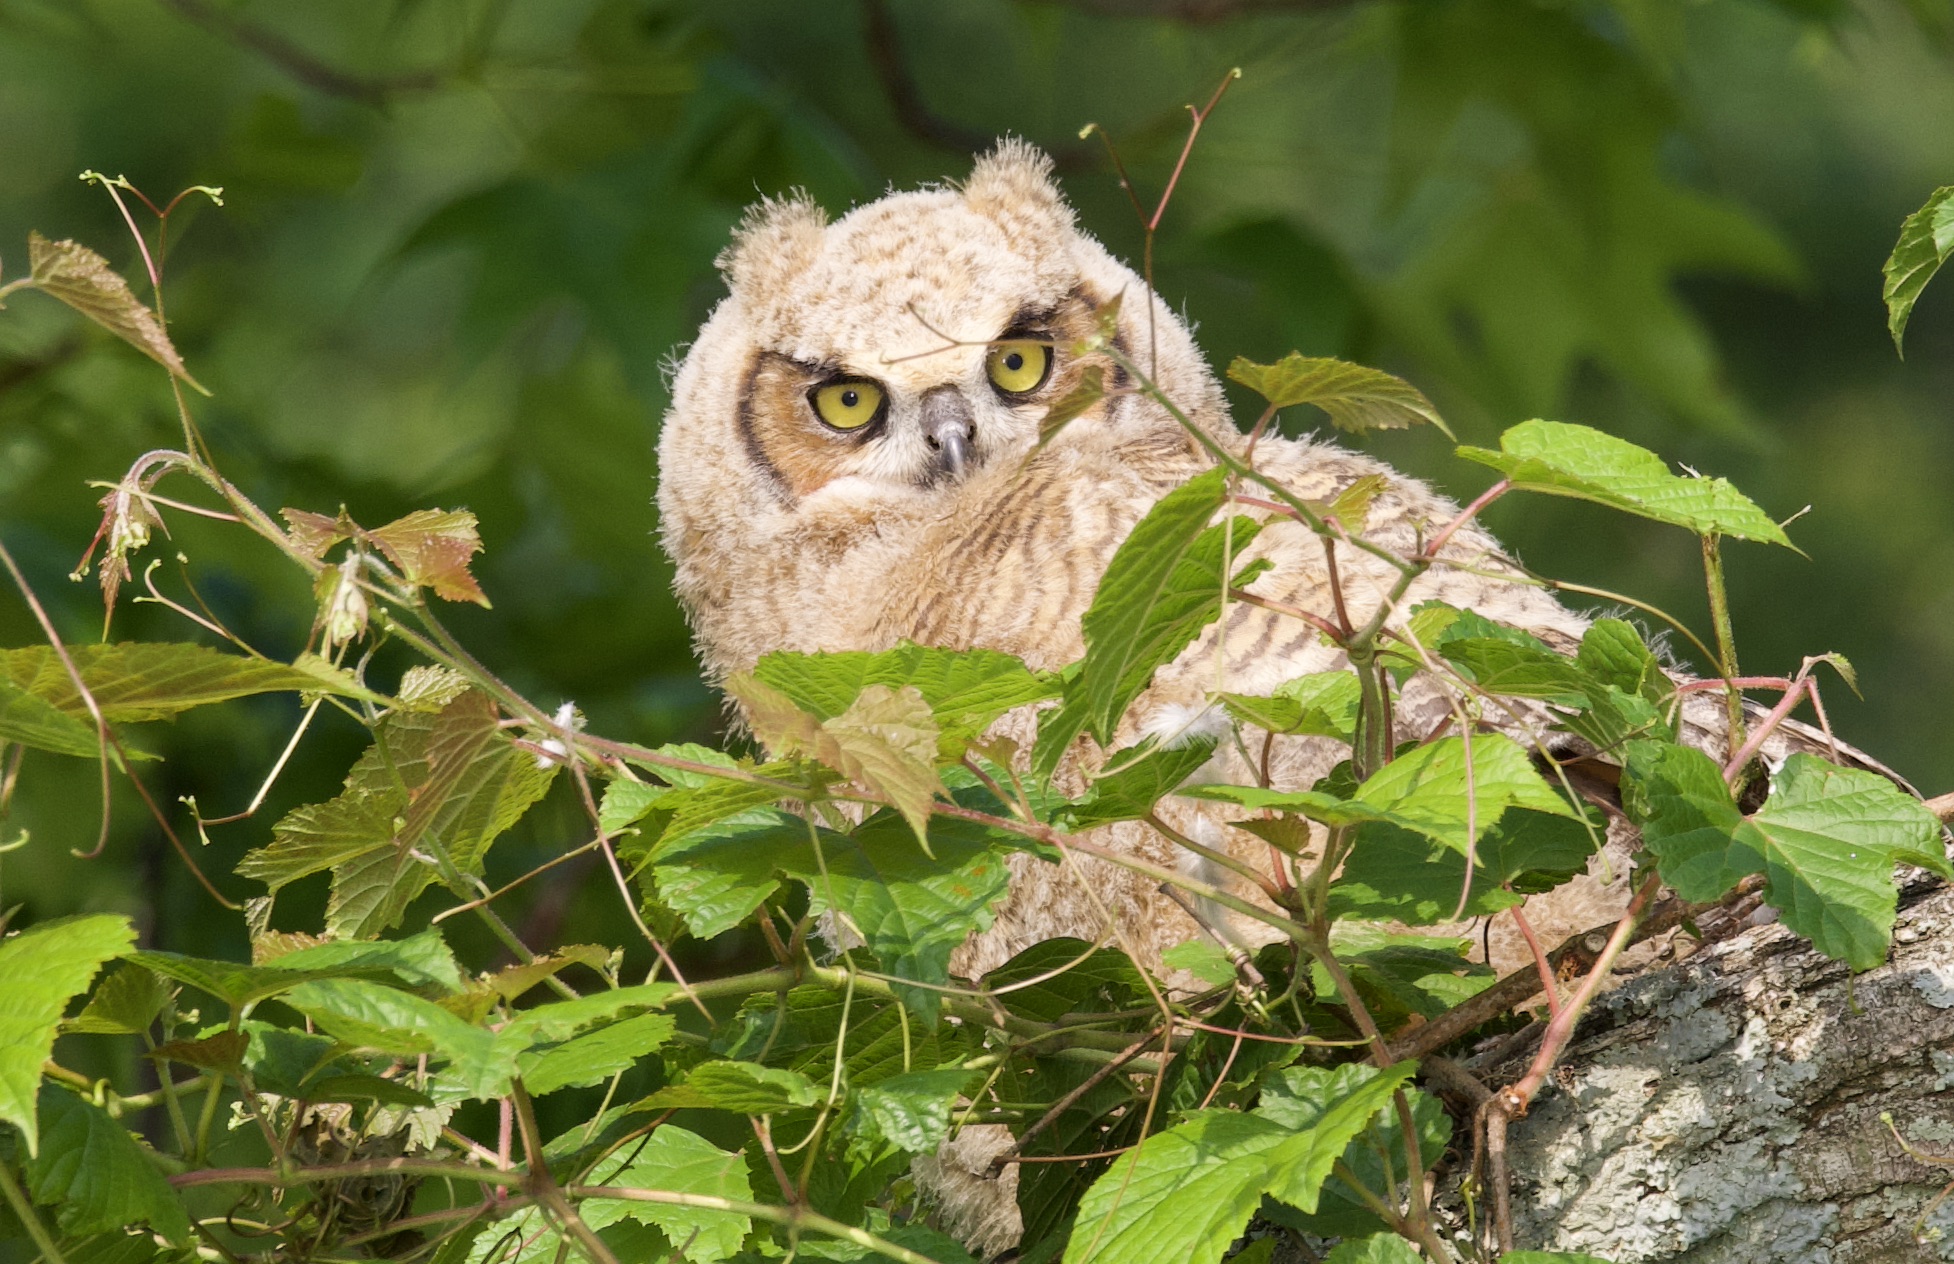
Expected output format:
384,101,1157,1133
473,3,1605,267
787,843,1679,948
1225,354,1450,437
24,1086,192,1243
241,690,555,938
600,778,668,836
366,508,489,605
1080,468,1265,744
1884,186,1954,354
1620,740,1755,902
0,915,136,1153
149,1029,249,1070
751,642,1058,748
1160,938,1237,989
1065,1061,1416,1264
1457,421,1791,545
580,1125,754,1263
261,927,466,993
25,233,205,392
737,677,943,846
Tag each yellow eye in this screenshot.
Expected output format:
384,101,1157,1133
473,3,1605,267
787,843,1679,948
811,380,885,431
986,340,1051,395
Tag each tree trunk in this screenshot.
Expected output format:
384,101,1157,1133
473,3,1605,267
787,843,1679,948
1483,874,1954,1262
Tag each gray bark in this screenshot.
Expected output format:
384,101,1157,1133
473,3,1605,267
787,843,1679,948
1479,876,1954,1263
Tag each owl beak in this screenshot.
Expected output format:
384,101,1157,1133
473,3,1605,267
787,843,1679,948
920,387,975,481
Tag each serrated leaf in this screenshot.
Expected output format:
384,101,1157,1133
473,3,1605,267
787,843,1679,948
599,778,667,835
1327,808,1599,925
26,233,204,392
149,1030,248,1070
1219,671,1360,742
242,690,555,939
1258,1064,1450,1240
1160,938,1236,988
303,1072,436,1107
25,1087,191,1242
1620,741,1753,902
1080,468,1265,744
1064,1061,1415,1264
1040,365,1106,444
850,1067,971,1152
68,963,170,1035
1327,473,1387,529
648,1060,821,1114
580,1125,754,1263
280,507,353,560
1575,619,1671,705
1500,1254,1615,1264
261,928,465,993
366,508,488,605
519,1012,676,1096
0,915,136,1153
1439,636,1589,704
128,949,409,1009
981,938,1149,1024
752,643,1058,750
1741,755,1945,969
1322,1236,1422,1264
1458,420,1790,545
1884,186,1954,354
821,684,943,847
0,677,104,758
0,642,372,727
1059,737,1217,829
649,810,803,938
1225,354,1449,437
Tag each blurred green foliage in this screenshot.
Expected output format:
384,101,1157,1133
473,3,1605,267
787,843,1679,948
4,0,1954,966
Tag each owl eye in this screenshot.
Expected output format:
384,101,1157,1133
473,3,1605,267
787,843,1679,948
986,340,1052,396
810,379,886,432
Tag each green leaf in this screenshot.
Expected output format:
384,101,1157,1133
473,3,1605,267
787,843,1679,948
0,642,374,727
651,810,803,939
752,642,1058,753
1160,938,1237,989
260,928,465,993
24,1087,191,1243
0,914,135,1154
1457,420,1791,545
0,677,105,758
1620,741,1753,902
1438,636,1589,704
1225,353,1450,437
1322,1237,1422,1264
1258,1064,1451,1239
849,1067,972,1152
1059,737,1218,829
1884,186,1954,354
1576,618,1671,706
68,963,170,1035
1352,734,1576,853
1219,671,1360,743
981,938,1149,1024
1501,1254,1616,1264
647,1060,822,1113
1315,929,1492,1022
1740,754,1945,970
599,778,668,836
241,689,556,938
519,1013,676,1096
25,233,205,391
282,978,496,1075
1079,468,1263,744
738,677,943,847
580,1125,754,1264
1064,1061,1416,1264
1328,808,1599,925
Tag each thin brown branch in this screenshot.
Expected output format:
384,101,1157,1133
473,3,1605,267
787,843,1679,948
988,1028,1161,1172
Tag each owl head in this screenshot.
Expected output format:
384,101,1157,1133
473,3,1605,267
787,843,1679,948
657,140,1233,672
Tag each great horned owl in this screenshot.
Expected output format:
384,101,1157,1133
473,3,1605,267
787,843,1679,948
655,139,1630,981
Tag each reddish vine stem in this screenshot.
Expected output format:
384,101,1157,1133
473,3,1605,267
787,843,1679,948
1508,905,1561,1019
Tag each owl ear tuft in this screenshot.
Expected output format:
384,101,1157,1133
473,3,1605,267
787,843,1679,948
964,138,1074,235
718,193,829,298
